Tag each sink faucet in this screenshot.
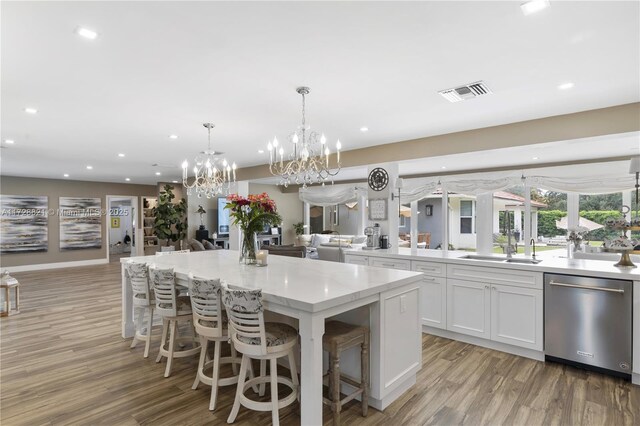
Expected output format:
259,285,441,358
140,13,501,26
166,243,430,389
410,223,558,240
530,238,537,260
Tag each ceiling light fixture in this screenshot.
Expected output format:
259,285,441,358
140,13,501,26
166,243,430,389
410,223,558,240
441,166,447,169
172,180,178,183
169,134,178,139
182,123,236,198
5,139,15,144
267,86,342,188
63,173,70,177
86,165,93,170
532,156,539,160
258,150,264,154
76,27,98,40
125,178,131,182
24,107,38,114
118,153,125,157
520,0,550,16
558,82,575,90
155,172,161,176
360,127,369,132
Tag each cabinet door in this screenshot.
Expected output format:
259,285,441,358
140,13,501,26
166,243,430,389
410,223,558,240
420,276,447,329
369,257,411,270
490,284,543,351
446,279,490,339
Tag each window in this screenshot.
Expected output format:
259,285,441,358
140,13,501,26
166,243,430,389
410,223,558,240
460,200,474,234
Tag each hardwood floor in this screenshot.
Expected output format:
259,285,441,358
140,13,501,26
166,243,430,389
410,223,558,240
1,262,638,425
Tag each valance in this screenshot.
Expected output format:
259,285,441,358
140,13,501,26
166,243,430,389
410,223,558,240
299,184,368,206
525,175,637,195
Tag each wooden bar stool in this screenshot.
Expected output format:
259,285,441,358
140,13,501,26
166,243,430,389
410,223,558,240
323,320,370,426
0,271,20,317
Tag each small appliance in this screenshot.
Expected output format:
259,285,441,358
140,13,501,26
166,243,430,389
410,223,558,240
363,224,381,250
380,235,391,249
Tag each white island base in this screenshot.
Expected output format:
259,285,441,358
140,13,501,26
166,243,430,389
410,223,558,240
121,250,423,424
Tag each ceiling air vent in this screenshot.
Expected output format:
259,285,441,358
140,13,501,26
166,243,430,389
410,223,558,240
438,81,492,103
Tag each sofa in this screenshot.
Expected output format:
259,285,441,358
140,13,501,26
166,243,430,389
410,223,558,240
296,233,367,262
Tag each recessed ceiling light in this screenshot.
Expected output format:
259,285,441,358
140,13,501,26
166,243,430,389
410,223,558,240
5,139,15,144
441,166,447,169
258,150,264,154
86,165,93,170
125,178,131,182
520,0,550,16
76,27,98,40
63,173,69,177
172,180,178,183
118,153,125,157
155,172,161,176
532,156,539,160
24,107,38,114
558,82,574,90
360,127,369,132
169,134,178,139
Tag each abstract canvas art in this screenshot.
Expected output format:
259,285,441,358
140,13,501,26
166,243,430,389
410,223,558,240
59,197,102,250
0,195,49,253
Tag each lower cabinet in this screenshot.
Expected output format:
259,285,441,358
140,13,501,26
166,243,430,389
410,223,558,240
447,279,543,351
344,254,369,266
447,279,490,339
420,276,447,329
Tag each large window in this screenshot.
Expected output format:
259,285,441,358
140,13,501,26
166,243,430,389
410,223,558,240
460,200,475,234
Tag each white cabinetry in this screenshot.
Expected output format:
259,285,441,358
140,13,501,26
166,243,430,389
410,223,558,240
369,257,411,270
490,283,543,351
633,281,640,383
447,279,490,339
412,260,447,330
344,254,369,266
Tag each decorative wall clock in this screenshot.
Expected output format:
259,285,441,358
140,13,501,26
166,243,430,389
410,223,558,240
368,167,389,191
369,198,388,220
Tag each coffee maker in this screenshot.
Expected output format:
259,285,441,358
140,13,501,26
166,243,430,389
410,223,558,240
363,224,381,250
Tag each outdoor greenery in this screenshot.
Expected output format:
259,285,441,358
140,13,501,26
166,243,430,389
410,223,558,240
152,185,188,247
537,210,622,240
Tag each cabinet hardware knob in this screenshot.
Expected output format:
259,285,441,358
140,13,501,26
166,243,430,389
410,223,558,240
484,285,489,289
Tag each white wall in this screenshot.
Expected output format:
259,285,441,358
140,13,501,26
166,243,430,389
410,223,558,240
248,183,303,245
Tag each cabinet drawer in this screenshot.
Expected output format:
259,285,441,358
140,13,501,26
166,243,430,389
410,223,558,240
344,254,368,266
369,257,411,271
411,260,446,278
447,264,542,289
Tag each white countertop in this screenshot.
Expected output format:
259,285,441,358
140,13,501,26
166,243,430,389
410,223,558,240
124,250,422,312
344,248,640,281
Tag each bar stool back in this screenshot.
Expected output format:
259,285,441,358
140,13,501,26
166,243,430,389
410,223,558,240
125,261,155,358
188,274,243,411
149,264,200,377
222,284,299,426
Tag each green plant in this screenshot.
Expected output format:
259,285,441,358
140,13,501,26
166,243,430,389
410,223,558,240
152,185,188,246
293,222,305,235
197,205,206,226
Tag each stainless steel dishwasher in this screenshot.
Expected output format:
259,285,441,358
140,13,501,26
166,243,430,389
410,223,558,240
544,273,632,378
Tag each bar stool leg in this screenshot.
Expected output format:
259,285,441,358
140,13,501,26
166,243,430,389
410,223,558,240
209,340,222,410
143,308,154,358
259,359,267,396
270,358,280,426
156,319,169,363
2,287,8,315
164,320,178,377
361,334,370,417
331,351,341,426
192,336,208,390
228,354,248,423
14,285,19,313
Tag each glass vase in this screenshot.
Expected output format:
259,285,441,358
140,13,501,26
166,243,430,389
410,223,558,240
240,232,259,265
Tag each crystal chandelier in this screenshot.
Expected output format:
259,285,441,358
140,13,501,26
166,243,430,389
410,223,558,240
182,123,236,198
267,87,342,188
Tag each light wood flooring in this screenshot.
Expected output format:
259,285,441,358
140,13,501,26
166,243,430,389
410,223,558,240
1,262,638,425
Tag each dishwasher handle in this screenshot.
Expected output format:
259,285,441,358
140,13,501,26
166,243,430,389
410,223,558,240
549,280,625,294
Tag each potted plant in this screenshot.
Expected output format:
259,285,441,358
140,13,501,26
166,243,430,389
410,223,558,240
293,222,305,236
152,185,188,251
225,193,281,264
197,205,206,230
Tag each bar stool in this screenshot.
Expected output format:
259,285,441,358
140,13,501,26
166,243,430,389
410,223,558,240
149,264,200,377
222,283,299,426
125,261,155,358
323,320,370,426
188,274,245,411
0,271,20,317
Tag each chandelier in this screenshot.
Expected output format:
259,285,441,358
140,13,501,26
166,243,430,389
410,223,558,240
182,123,236,198
267,87,342,188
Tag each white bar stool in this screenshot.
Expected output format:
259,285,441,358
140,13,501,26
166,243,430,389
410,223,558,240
188,274,246,411
149,264,200,377
125,261,155,358
222,284,299,426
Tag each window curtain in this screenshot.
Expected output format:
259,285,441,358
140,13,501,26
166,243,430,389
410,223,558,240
525,175,637,194
298,184,368,206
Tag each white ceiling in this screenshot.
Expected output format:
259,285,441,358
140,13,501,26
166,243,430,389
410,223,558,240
1,1,639,185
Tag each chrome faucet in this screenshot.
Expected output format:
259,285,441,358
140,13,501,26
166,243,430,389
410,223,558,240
530,238,537,260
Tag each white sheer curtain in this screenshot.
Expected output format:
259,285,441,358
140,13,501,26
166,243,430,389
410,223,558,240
299,184,368,207
526,175,636,194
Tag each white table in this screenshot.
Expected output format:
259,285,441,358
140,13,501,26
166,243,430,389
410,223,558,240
121,250,423,425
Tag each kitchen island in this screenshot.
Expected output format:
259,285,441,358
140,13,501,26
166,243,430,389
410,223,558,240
343,247,640,386
121,250,423,425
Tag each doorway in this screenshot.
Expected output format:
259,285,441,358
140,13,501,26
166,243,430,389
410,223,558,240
106,196,138,263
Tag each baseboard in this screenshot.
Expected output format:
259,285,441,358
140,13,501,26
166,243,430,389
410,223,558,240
3,258,109,273
422,325,545,362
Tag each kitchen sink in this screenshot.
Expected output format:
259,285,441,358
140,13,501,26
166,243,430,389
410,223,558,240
505,258,542,264
459,254,542,264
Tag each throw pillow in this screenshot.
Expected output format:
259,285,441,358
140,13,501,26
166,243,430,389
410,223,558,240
189,239,206,251
202,240,216,250
296,234,313,247
321,241,352,248
330,237,352,244
311,234,332,248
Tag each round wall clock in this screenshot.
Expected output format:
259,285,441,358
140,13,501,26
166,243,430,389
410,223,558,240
368,167,389,191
